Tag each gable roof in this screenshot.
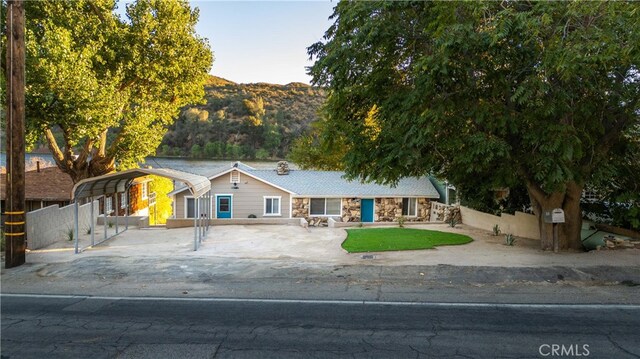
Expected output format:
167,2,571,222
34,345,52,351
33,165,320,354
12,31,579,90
170,162,439,199
0,166,73,202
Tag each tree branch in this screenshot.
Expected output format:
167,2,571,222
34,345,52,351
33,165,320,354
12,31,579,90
44,127,66,169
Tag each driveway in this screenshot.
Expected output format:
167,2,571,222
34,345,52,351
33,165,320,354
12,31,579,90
21,223,640,268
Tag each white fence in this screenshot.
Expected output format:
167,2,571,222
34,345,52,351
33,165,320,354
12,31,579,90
26,200,99,250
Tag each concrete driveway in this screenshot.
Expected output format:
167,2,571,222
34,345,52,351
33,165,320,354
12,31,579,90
22,223,640,268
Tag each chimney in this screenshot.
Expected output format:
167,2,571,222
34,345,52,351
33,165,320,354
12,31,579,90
276,161,289,175
36,161,40,173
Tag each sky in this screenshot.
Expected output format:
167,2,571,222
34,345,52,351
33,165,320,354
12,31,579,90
117,1,336,85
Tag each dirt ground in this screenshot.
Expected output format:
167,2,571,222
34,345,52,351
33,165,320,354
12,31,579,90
23,223,640,268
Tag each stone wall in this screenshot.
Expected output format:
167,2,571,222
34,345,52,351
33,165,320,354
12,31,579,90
291,198,308,218
375,198,431,222
342,198,360,222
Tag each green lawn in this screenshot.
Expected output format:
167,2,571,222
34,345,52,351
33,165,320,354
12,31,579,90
342,227,473,253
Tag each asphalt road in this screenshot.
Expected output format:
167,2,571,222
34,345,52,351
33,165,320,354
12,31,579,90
2,294,639,359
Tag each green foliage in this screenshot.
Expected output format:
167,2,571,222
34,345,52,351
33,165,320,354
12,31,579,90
148,175,173,225
161,76,326,160
342,228,473,253
19,0,213,181
308,2,640,243
397,216,406,228
492,224,501,236
448,217,458,228
505,234,516,246
86,227,92,235
65,227,74,242
190,144,202,158
289,116,347,170
0,232,5,252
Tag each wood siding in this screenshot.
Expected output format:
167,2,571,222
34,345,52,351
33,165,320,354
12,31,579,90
174,170,291,219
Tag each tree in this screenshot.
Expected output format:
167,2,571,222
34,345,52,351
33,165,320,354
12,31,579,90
289,115,347,171
20,0,212,183
148,175,173,225
308,1,640,250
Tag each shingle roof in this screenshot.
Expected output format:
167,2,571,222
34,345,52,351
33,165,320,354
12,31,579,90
253,169,439,198
172,161,439,198
0,167,73,201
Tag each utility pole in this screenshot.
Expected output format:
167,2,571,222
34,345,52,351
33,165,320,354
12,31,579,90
4,0,26,268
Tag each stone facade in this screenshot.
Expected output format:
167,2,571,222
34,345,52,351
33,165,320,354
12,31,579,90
375,198,431,222
432,203,461,223
293,196,432,224
342,198,360,222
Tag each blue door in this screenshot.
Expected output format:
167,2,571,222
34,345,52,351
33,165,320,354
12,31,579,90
361,199,374,222
217,196,232,218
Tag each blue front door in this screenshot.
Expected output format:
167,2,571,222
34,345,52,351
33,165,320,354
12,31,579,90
361,199,374,222
217,196,232,218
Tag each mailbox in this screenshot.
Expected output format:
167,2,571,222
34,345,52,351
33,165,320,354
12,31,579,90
543,208,565,224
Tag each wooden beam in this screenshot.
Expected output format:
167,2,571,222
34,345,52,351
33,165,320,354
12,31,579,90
4,0,26,268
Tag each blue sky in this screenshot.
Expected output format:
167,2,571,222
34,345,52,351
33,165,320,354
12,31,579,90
117,1,336,85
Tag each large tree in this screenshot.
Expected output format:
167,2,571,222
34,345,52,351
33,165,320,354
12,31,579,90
308,1,639,250
17,0,212,182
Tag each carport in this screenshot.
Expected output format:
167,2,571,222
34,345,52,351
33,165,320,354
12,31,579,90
71,168,212,253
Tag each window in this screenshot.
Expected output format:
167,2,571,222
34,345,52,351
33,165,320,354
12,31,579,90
141,182,148,200
105,196,113,214
186,197,195,218
310,198,341,216
120,193,127,209
230,171,240,184
264,196,281,216
402,198,417,217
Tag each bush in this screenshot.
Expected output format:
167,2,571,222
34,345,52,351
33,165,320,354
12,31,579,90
248,214,257,218
448,216,458,228
504,233,516,246
397,216,406,228
492,224,501,236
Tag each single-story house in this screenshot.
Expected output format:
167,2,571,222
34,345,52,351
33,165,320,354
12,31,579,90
169,161,440,223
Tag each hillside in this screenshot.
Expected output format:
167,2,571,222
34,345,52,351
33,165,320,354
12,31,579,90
158,76,326,160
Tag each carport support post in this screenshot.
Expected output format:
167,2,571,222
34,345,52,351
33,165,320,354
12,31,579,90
193,197,199,251
90,198,95,246
125,189,129,231
104,196,108,241
114,192,119,234
74,201,79,254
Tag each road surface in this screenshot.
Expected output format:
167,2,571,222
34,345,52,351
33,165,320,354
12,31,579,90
2,294,639,358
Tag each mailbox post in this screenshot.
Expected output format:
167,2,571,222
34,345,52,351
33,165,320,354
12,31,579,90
543,208,565,253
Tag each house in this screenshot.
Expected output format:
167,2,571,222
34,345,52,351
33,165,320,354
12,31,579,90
0,166,152,218
0,166,73,212
169,161,440,223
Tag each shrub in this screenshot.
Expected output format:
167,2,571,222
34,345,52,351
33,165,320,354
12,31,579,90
492,224,501,236
397,216,406,228
448,217,458,228
86,227,92,235
248,214,257,218
505,233,516,246
66,228,74,242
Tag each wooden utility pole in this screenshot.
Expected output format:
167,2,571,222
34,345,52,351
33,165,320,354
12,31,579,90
4,0,26,268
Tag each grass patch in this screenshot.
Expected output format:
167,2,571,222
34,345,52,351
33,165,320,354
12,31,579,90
342,228,473,253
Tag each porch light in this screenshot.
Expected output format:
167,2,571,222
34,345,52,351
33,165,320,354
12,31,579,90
232,182,239,189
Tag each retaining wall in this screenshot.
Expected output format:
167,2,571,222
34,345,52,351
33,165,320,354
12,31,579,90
26,200,99,250
459,206,540,240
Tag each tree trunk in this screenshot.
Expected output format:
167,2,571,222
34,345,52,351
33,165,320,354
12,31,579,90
527,181,584,251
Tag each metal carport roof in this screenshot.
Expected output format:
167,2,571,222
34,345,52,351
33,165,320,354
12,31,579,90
72,168,211,200
70,168,212,254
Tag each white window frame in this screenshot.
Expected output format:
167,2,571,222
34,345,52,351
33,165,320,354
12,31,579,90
141,182,149,200
105,196,113,214
230,171,240,184
402,197,418,217
120,192,127,209
184,196,195,219
309,198,342,216
263,196,282,216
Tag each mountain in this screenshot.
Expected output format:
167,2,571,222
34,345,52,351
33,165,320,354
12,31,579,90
158,76,326,160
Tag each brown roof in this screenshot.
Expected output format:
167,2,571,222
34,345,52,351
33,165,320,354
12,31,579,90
0,166,73,201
